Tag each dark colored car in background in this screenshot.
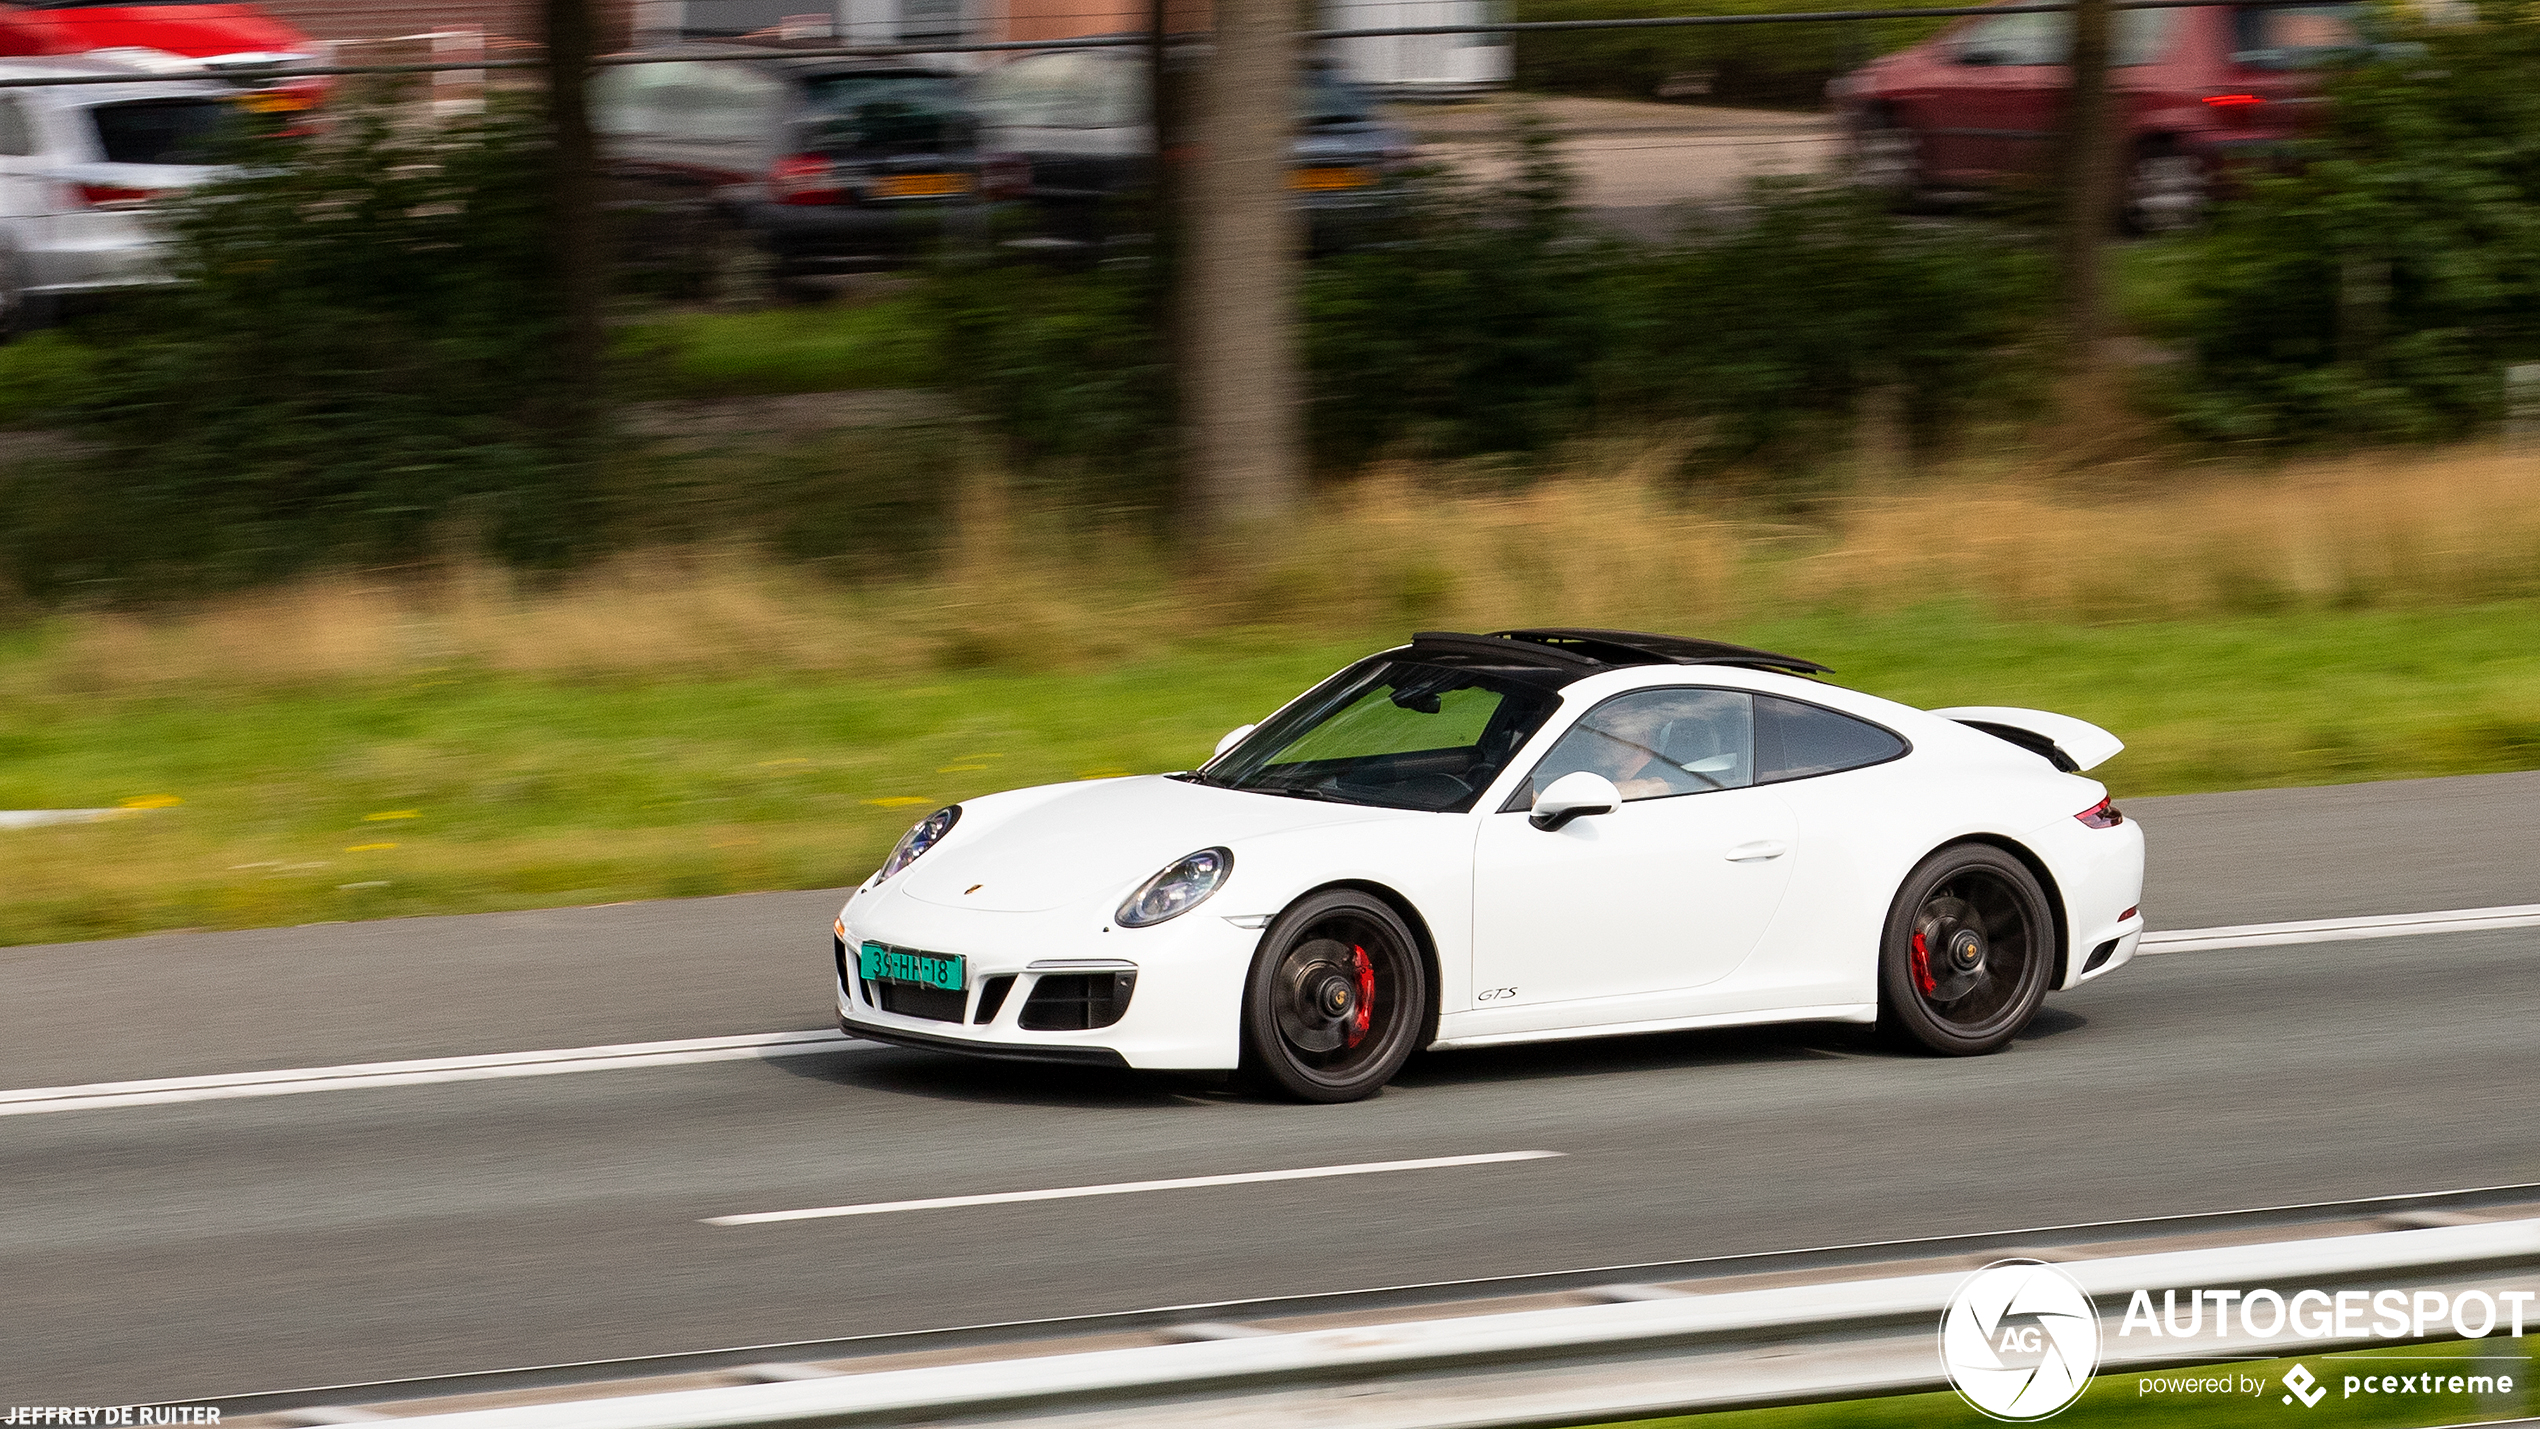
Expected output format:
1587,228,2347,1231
593,48,1009,296
966,48,1412,252
1830,1,2369,231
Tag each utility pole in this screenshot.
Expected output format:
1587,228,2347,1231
2056,0,2115,389
541,0,605,444
1178,0,1304,531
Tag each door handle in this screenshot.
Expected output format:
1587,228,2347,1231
1726,839,1789,862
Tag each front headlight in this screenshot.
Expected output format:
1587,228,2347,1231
1116,847,1233,928
878,804,959,881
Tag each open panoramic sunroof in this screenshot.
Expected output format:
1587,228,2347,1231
1407,628,1830,678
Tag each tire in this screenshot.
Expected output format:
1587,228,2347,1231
1239,889,1431,1103
2122,142,2209,235
0,243,34,342
1846,108,1924,210
1877,844,2055,1056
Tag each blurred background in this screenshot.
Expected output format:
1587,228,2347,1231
1,0,2536,943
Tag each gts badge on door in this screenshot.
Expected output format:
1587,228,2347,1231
1478,986,1518,1001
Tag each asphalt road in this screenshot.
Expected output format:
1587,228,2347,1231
3,772,2537,1403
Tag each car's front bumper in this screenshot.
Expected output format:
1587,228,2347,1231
832,883,1264,1071
836,1010,1131,1067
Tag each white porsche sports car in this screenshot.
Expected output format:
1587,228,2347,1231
833,629,2145,1102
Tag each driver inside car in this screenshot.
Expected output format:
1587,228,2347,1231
1532,687,1756,802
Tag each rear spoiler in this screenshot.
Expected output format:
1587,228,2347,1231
1929,706,2123,773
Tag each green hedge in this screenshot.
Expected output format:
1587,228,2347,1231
2163,6,2540,443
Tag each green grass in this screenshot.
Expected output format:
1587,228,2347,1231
3,597,2538,946
4,596,2540,944
1606,1336,2537,1427
626,294,943,399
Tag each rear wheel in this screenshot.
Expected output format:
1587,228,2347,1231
1239,890,1429,1103
2123,142,2209,235
1878,844,2054,1055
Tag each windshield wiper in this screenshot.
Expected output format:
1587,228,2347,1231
1247,783,1347,802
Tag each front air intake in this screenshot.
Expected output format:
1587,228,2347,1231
1019,971,1136,1030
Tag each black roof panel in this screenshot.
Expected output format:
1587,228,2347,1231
1404,628,1831,678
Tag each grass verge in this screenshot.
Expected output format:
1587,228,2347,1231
1602,1336,2537,1427
3,593,2539,947
6,442,2539,946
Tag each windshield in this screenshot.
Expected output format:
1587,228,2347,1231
90,97,230,164
801,73,970,150
1194,657,1561,813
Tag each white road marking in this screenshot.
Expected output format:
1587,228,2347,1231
7,902,2534,1120
0,1030,859,1118
703,1151,1567,1226
2138,903,2540,955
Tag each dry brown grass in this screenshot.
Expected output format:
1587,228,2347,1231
18,440,2538,696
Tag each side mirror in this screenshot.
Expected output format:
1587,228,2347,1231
1213,724,1258,759
1682,753,1738,774
1530,771,1620,832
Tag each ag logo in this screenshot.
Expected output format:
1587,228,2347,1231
1940,1259,2101,1420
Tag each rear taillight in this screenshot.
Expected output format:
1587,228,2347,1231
770,153,844,206
2076,798,2124,829
2202,93,2264,108
76,183,161,209
980,153,1030,200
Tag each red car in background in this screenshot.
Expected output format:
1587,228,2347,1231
1830,1,2369,231
0,0,321,110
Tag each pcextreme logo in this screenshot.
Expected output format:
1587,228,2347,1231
1941,1259,2104,1421
2283,1363,2329,1407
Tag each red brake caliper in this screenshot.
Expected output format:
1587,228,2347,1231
1347,944,1375,1048
1910,930,1937,995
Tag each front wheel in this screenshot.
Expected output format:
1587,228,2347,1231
1878,844,2055,1055
1846,109,1924,209
1239,890,1430,1103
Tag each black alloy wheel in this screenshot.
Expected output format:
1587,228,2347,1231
1240,889,1430,1103
1878,843,2055,1055
1848,108,1924,209
2122,141,2210,235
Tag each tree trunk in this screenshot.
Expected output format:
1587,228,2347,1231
1178,0,1302,531
542,0,605,444
2056,0,2114,379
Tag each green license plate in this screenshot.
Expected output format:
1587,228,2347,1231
858,941,966,992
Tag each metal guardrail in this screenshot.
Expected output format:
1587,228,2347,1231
347,1217,2540,1429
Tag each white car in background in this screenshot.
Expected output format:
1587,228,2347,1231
834,629,2147,1102
0,58,234,334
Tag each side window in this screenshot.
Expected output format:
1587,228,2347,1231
1953,12,2067,65
1523,687,1755,805
1754,696,1906,783
0,98,35,158
971,52,1141,129
1950,9,2172,66
592,62,780,142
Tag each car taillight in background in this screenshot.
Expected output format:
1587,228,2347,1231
2203,92,2265,128
770,153,845,206
2076,798,2125,829
980,153,1030,200
76,183,164,210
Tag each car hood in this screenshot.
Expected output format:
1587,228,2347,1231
899,775,1418,914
